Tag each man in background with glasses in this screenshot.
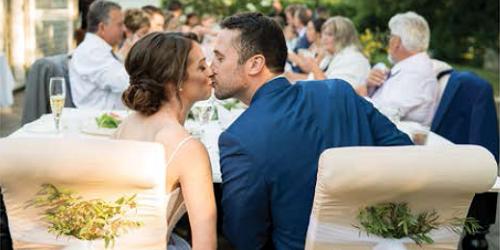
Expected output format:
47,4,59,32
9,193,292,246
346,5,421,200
366,11,438,128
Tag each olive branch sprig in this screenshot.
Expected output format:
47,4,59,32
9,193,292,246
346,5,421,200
26,183,143,249
354,202,481,246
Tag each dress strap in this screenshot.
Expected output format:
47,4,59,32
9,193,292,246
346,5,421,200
166,136,193,167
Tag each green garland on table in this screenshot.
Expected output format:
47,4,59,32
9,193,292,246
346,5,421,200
26,184,142,249
355,202,481,245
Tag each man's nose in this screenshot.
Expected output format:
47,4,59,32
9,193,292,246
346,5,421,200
206,66,214,77
210,63,217,74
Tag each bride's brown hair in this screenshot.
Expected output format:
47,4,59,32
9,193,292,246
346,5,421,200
122,32,199,115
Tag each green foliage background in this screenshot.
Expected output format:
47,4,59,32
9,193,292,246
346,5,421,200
161,0,499,68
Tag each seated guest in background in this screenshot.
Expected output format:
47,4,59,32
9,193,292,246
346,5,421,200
192,14,218,40
164,11,179,31
283,4,298,50
211,12,412,250
285,17,327,81
181,13,200,33
268,0,286,22
193,14,219,64
142,5,165,32
167,0,183,19
118,8,150,59
115,32,217,249
292,5,312,53
69,0,129,110
289,16,370,94
165,0,183,31
313,5,330,19
366,11,438,127
287,17,326,64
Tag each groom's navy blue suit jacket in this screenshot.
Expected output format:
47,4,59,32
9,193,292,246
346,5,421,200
219,77,412,250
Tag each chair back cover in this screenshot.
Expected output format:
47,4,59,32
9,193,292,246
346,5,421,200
0,138,176,250
305,145,497,250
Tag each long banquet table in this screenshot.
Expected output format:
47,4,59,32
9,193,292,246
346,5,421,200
8,108,499,190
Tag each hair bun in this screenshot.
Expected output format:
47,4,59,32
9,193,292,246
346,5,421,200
122,78,165,115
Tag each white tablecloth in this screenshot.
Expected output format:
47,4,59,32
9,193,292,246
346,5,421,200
0,53,15,107
395,121,453,146
9,108,226,183
9,108,499,188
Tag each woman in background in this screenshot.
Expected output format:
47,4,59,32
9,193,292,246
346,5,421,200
289,16,370,95
118,8,150,59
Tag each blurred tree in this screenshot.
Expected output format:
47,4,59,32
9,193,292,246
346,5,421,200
349,0,499,66
160,0,498,66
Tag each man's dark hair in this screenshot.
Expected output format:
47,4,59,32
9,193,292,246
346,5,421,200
295,5,311,26
312,18,326,33
314,6,330,19
284,4,298,16
142,5,164,18
86,0,121,33
168,0,183,11
220,12,287,74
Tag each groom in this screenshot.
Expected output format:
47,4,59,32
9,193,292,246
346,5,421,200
211,12,413,250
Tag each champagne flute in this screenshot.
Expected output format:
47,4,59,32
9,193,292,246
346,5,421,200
49,77,66,132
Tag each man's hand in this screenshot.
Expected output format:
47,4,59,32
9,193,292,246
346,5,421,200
366,69,388,87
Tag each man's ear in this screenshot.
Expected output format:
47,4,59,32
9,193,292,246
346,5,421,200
394,36,402,50
246,55,266,76
97,22,106,35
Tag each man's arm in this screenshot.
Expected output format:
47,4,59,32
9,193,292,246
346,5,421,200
359,96,414,146
219,131,271,250
92,55,129,93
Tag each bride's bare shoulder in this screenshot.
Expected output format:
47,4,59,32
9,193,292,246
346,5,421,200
154,123,190,144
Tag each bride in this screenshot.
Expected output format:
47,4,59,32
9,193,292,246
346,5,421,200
114,32,217,250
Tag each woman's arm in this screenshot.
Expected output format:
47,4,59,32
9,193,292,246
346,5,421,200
297,56,326,80
174,140,217,250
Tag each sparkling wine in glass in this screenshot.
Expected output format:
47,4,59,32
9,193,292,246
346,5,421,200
49,77,66,132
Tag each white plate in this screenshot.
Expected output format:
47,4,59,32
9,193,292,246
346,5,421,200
23,118,59,134
80,120,117,137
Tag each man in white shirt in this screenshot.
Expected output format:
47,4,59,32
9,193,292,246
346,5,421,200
69,0,128,110
366,12,438,127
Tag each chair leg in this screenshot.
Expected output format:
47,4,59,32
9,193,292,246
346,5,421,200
462,230,489,250
462,193,498,250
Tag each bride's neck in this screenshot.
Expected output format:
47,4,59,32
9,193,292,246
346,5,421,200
155,97,193,126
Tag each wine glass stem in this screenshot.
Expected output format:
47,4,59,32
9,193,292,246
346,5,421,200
54,118,60,132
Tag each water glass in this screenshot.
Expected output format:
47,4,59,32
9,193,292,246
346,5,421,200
194,102,214,125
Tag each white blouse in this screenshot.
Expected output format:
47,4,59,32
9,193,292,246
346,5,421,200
323,46,371,88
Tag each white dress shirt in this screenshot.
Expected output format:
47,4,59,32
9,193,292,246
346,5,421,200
371,52,439,127
69,33,129,110
322,46,370,88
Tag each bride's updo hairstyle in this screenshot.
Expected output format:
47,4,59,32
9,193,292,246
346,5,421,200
122,32,198,115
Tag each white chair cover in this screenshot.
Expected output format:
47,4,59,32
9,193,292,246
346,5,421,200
0,137,184,250
305,145,497,250
431,59,453,103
